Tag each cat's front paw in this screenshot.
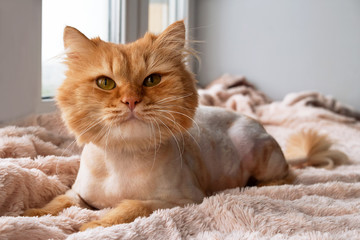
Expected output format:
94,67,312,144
22,208,50,217
80,220,111,231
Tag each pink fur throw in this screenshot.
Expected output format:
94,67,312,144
1,75,360,239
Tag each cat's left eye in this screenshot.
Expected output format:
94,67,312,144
143,74,161,87
96,77,116,90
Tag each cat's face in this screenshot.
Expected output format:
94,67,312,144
56,21,198,150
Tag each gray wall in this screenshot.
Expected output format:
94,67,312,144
193,0,360,109
0,0,42,123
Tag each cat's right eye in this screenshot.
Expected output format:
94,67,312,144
143,74,161,87
96,77,116,90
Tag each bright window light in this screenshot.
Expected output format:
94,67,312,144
42,0,110,98
148,0,169,34
148,0,186,34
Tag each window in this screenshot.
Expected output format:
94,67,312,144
149,0,169,34
42,0,115,98
40,0,188,102
148,0,188,34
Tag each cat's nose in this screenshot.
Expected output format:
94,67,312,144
121,97,141,111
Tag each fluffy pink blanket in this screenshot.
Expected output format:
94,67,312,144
1,75,360,239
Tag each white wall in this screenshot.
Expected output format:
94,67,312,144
194,0,360,110
0,0,41,123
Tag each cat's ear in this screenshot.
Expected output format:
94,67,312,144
155,20,185,51
63,26,96,52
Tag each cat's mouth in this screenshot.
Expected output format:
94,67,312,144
122,111,144,124
104,110,144,127
124,113,138,122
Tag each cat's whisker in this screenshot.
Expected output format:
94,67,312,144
160,111,201,150
149,116,163,153
114,123,129,149
151,106,200,137
92,120,109,143
104,118,115,161
147,118,158,175
155,93,194,104
156,117,183,168
59,117,104,157
153,109,201,137
150,105,194,114
159,114,186,156
102,114,127,123
94,115,118,141
56,117,105,176
149,118,156,150
146,120,155,152
155,96,192,106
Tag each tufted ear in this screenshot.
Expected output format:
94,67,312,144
155,20,186,51
63,26,96,52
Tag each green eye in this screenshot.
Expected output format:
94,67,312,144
96,77,116,90
143,74,161,87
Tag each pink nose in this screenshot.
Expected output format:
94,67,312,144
121,97,141,111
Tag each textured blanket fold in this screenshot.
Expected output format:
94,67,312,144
1,75,360,239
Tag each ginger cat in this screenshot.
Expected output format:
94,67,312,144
23,21,344,231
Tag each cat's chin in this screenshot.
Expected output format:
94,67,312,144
111,118,153,142
123,113,139,123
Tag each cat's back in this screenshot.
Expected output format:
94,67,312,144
194,105,237,124
193,105,262,133
191,106,267,157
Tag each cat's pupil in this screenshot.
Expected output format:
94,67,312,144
104,79,108,85
143,74,161,87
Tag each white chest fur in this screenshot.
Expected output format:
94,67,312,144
72,141,202,209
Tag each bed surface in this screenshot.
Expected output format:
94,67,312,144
0,75,359,239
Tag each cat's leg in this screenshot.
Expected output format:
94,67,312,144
80,199,193,231
23,189,85,217
227,119,290,186
251,137,292,185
